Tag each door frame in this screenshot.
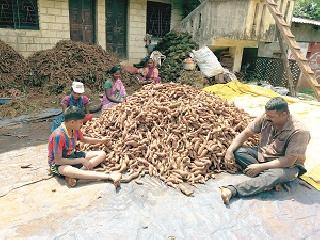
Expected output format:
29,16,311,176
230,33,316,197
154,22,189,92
69,0,97,44
92,0,97,43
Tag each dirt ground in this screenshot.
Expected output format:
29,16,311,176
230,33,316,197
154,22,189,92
0,83,139,119
0,91,102,119
0,119,112,238
0,121,50,153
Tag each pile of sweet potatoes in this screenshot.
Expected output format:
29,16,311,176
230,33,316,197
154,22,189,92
81,83,258,194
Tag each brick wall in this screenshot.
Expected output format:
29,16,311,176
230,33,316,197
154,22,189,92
97,0,106,50
127,0,184,64
0,0,184,63
171,0,183,29
0,0,70,57
128,0,148,64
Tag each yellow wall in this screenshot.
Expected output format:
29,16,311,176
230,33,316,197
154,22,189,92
0,0,70,57
127,0,148,64
0,0,183,63
127,0,184,64
211,38,258,72
97,0,106,50
171,0,184,29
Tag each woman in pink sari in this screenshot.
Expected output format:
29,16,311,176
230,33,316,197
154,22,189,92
101,66,126,110
138,58,161,84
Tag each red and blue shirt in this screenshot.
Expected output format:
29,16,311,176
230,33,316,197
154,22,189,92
48,124,84,166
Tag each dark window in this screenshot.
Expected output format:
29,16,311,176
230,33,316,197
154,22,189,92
147,1,171,37
0,0,39,29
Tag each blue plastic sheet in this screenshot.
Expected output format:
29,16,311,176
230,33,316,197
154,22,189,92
0,108,61,127
36,174,320,239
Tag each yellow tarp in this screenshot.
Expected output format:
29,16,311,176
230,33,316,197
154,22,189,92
203,80,320,106
301,165,320,190
203,81,320,190
203,81,281,100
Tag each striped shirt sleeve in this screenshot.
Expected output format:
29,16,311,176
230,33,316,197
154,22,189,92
51,132,65,162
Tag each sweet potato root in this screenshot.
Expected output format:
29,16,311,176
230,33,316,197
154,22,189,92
81,83,258,194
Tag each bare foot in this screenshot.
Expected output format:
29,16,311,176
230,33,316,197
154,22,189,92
65,177,77,188
274,183,291,192
109,172,122,189
219,187,232,205
274,183,284,192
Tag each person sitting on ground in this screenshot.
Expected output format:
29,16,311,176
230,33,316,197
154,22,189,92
137,58,161,84
101,65,126,111
48,106,121,187
220,97,310,204
61,81,90,114
50,81,92,132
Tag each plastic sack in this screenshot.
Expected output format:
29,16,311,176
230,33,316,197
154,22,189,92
192,46,224,77
223,68,237,81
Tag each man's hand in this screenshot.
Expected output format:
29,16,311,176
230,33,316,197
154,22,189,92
225,149,236,169
244,164,263,178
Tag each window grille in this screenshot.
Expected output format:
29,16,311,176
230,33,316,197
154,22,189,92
0,0,39,29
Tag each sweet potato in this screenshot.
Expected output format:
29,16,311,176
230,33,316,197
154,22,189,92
81,83,259,194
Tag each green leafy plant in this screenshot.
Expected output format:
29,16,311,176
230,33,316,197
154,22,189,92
293,0,320,21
